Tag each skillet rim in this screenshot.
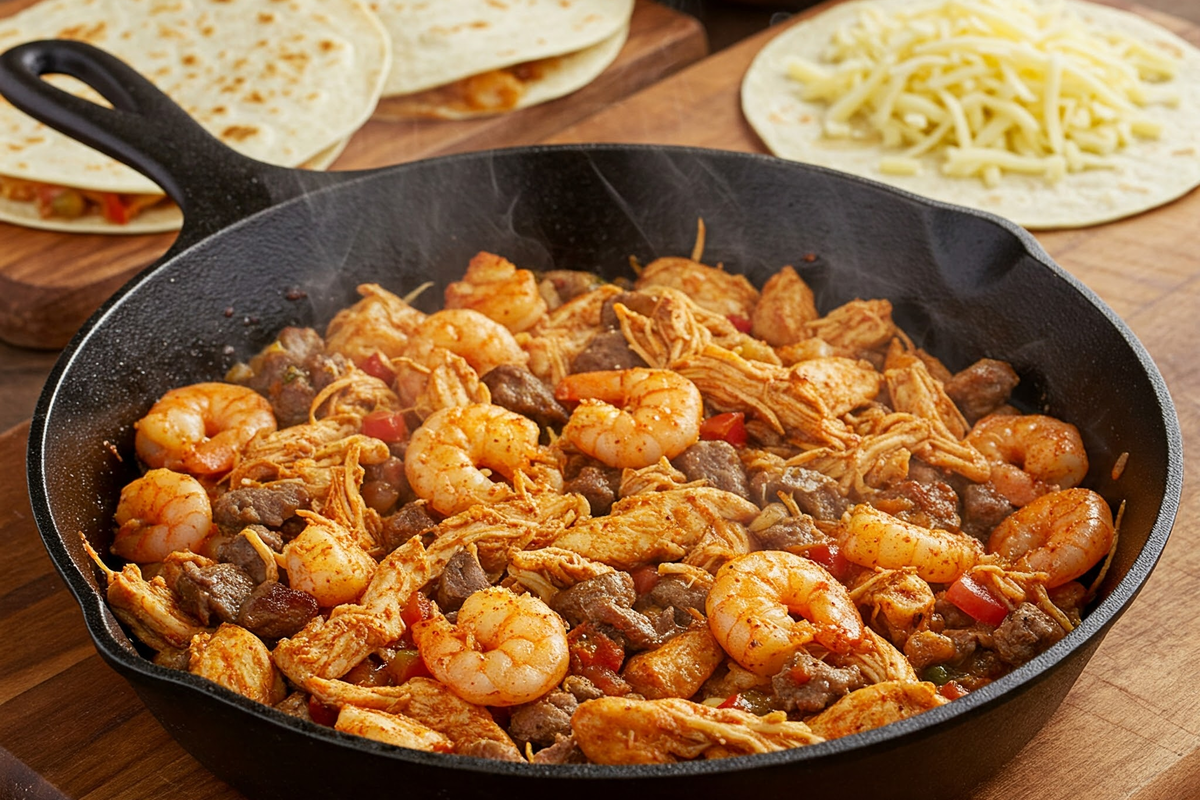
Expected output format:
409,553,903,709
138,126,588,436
24,142,1184,781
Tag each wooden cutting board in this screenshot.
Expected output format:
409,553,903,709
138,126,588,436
0,0,706,350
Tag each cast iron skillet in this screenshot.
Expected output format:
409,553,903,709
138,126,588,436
5,40,1183,800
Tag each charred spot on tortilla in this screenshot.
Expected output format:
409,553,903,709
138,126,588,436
222,125,260,143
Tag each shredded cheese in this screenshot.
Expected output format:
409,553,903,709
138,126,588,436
784,0,1182,183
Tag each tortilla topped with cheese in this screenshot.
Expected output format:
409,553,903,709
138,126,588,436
0,0,391,233
373,0,633,119
741,0,1200,229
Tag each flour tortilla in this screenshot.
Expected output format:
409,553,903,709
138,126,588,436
377,23,629,121
0,0,390,209
372,0,633,98
0,136,350,234
741,0,1200,229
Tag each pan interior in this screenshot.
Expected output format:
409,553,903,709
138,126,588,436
27,145,1178,784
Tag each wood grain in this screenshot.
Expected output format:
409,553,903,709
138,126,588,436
0,0,707,350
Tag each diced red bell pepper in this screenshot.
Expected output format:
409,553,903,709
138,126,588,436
567,623,625,673
307,696,340,727
718,690,773,715
803,542,850,582
946,572,1009,627
101,192,132,225
362,409,408,443
699,411,747,447
361,351,395,384
938,680,969,700
402,591,434,630
727,314,753,333
629,565,660,596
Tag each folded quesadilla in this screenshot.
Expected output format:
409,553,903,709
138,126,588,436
373,0,633,119
0,0,391,233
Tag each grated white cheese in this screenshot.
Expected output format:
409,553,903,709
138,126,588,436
783,0,1182,184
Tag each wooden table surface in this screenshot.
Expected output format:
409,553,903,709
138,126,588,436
2,1,1200,798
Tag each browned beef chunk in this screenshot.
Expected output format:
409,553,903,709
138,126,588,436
750,513,826,552
218,525,283,584
236,581,320,640
960,482,1015,541
234,327,348,428
552,572,680,651
436,549,491,612
508,691,577,747
945,358,1020,425
570,330,647,374
274,692,315,723
670,440,750,499
749,466,848,521
152,647,191,671
531,734,588,764
635,574,710,627
540,270,604,306
562,674,606,703
992,602,1065,665
482,364,570,428
903,630,959,671
934,596,977,630
175,562,256,626
379,501,438,553
456,739,525,762
875,478,961,531
600,291,658,329
771,650,867,714
212,483,310,536
563,462,621,516
361,456,409,515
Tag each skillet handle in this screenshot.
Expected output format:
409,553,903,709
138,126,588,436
0,39,326,245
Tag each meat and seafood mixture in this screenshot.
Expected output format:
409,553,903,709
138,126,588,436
92,246,1118,764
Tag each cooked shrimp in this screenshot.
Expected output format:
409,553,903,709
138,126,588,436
706,550,865,676
839,504,981,584
967,413,1089,506
634,257,760,320
404,403,554,517
555,368,703,469
572,697,823,764
988,488,1115,588
412,586,569,706
405,309,528,377
135,383,276,475
112,468,213,563
280,511,378,607
444,251,548,333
